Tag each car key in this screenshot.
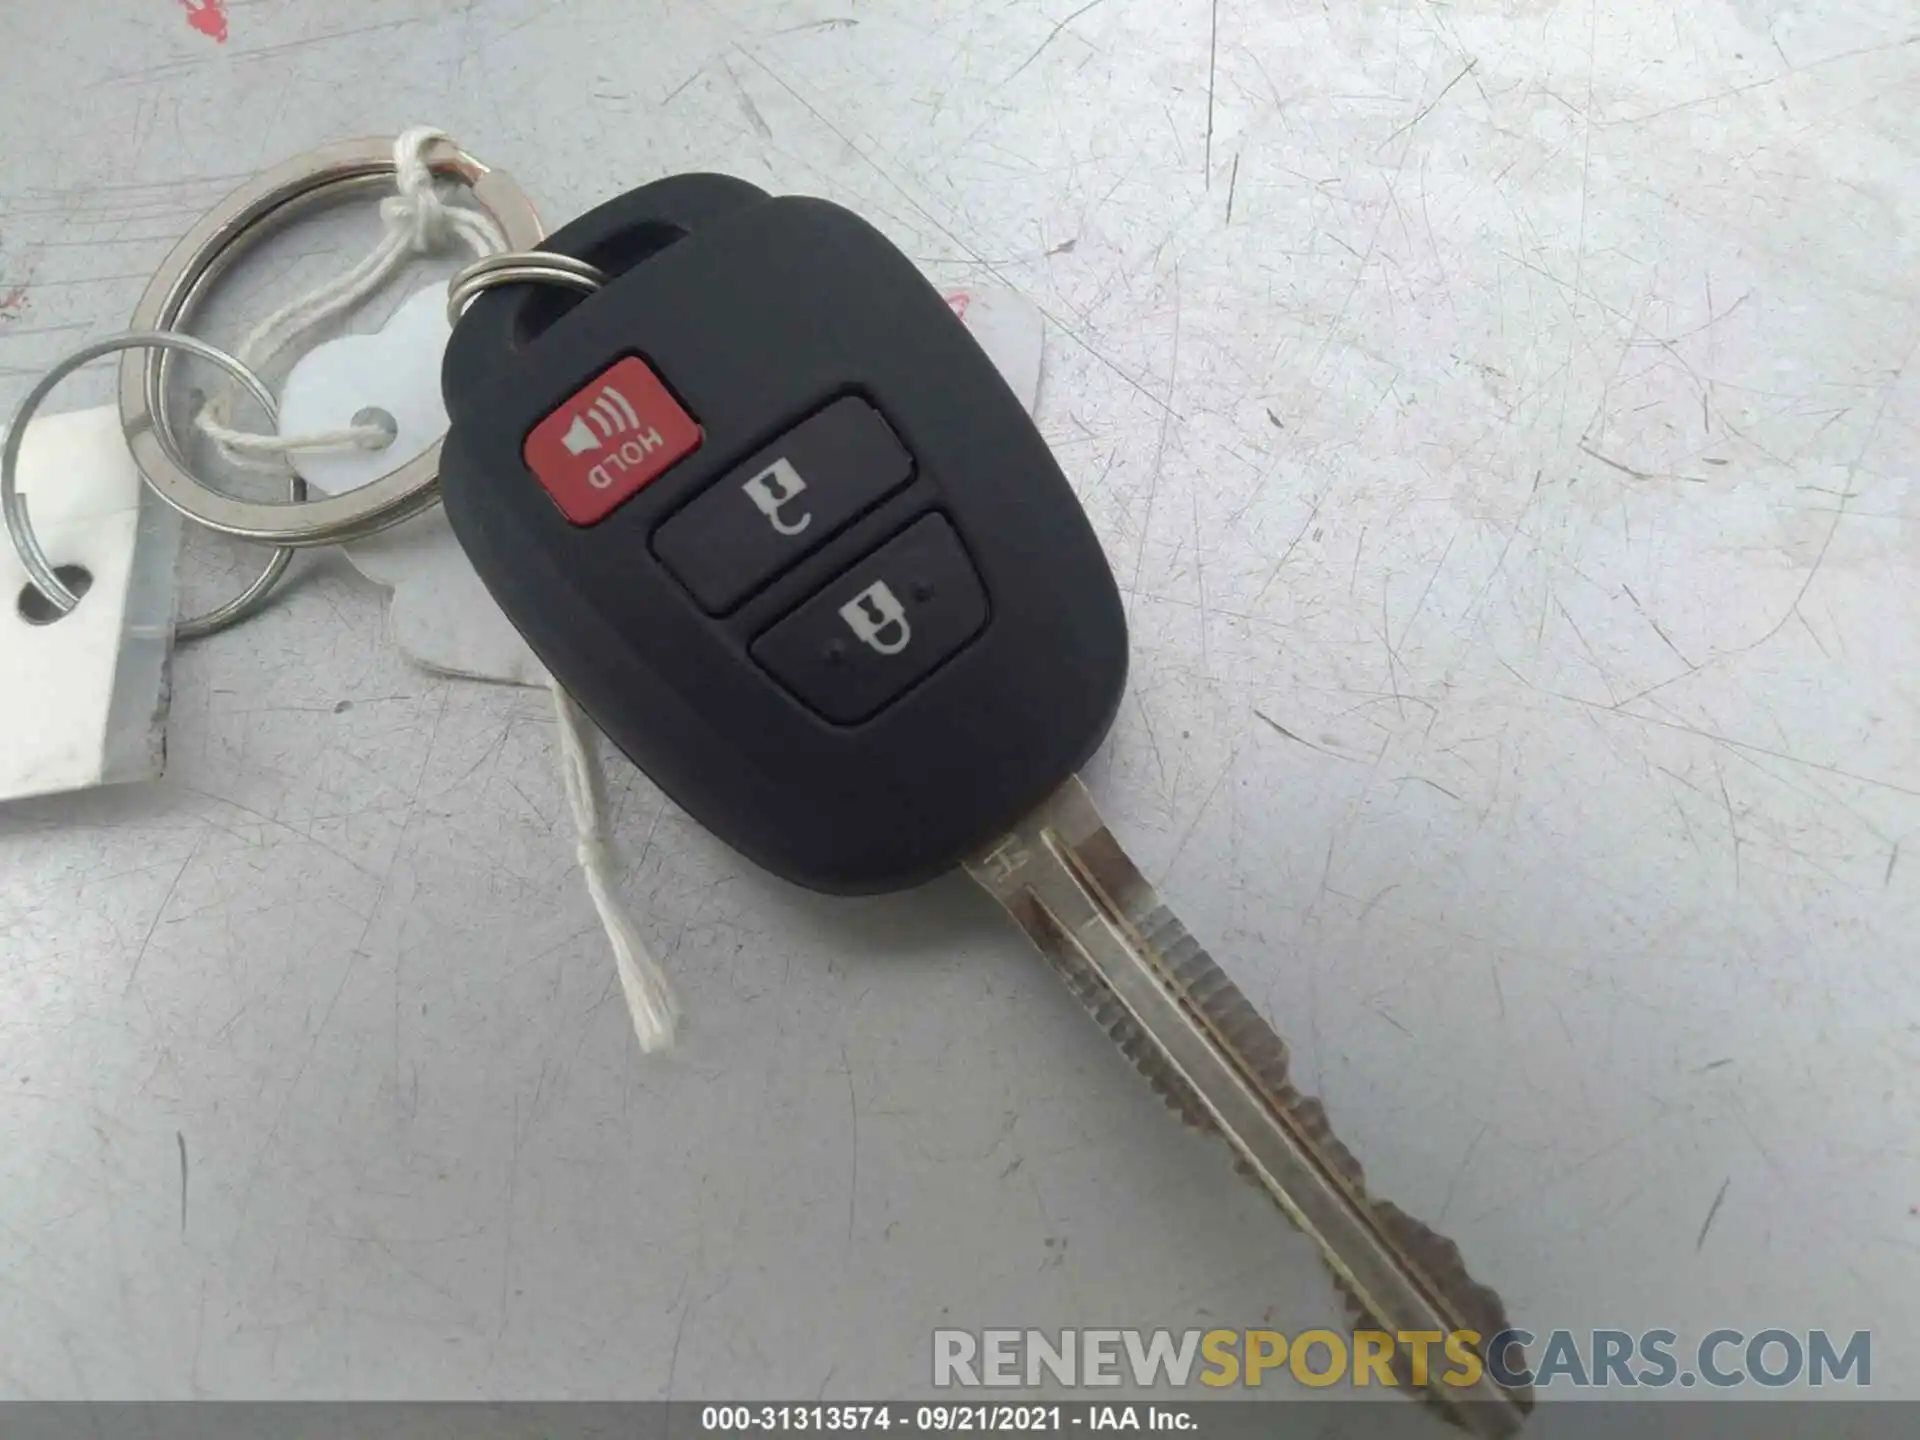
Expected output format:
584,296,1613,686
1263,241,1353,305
438,175,1531,1434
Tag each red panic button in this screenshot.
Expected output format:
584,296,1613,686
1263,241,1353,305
523,356,703,525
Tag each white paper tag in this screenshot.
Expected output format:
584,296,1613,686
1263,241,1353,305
280,288,549,685
0,407,172,801
944,287,1044,412
280,282,1047,687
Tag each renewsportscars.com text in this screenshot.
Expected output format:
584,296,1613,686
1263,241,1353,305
932,1327,1871,1391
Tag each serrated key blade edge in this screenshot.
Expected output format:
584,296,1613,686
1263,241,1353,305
967,776,1532,1436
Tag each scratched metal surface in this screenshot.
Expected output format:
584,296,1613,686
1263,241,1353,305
2,0,1917,1406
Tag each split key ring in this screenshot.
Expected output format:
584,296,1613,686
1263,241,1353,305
4,135,543,637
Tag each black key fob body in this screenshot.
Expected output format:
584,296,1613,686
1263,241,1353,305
439,175,1126,894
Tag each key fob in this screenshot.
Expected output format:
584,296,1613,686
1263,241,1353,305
439,176,1127,894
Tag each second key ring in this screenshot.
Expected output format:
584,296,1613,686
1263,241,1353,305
119,136,545,549
2,331,297,639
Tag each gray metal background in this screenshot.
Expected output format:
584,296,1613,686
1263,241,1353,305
1,0,1915,1407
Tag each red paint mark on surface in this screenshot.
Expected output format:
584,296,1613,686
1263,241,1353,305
944,291,972,321
0,285,28,322
180,0,229,43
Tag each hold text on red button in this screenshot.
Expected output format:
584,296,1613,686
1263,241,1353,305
523,356,702,525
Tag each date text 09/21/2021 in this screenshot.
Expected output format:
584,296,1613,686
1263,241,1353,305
701,1406,1191,1432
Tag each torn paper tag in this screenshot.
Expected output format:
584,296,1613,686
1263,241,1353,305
0,407,180,801
944,287,1044,412
280,283,1047,687
279,287,548,686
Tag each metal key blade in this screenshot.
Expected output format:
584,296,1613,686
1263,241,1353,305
967,777,1531,1436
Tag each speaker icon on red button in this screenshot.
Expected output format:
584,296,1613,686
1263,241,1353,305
559,383,643,455
524,356,703,525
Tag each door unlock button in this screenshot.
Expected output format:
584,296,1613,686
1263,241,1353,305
654,397,913,613
753,516,988,723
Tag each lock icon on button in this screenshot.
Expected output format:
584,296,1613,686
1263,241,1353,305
839,581,913,655
742,457,813,536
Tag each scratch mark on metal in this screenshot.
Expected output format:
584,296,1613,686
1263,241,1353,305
1439,1122,1490,1223
1696,1176,1730,1251
1579,444,1707,485
1747,335,1916,655
1356,883,1400,924
1715,766,1742,889
1399,775,1463,802
1205,0,1220,180
1225,152,1241,225
177,1132,188,1233
738,47,1179,421
1514,676,1920,798
1247,485,1325,597
1004,0,1112,86
664,1276,693,1398
1398,532,1457,648
1621,583,1693,667
662,68,704,105
1609,36,1920,126
1134,692,1170,802
126,848,197,989
1158,746,1238,884
724,58,774,139
1381,590,1407,721
1253,710,1347,761
843,1043,859,1245
1383,58,1477,145
1887,842,1900,889
1127,264,1181,598
1580,444,1651,480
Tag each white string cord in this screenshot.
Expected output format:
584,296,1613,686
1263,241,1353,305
552,685,680,1052
194,125,682,1053
195,126,505,472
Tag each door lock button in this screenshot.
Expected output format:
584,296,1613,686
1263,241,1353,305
653,397,914,613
